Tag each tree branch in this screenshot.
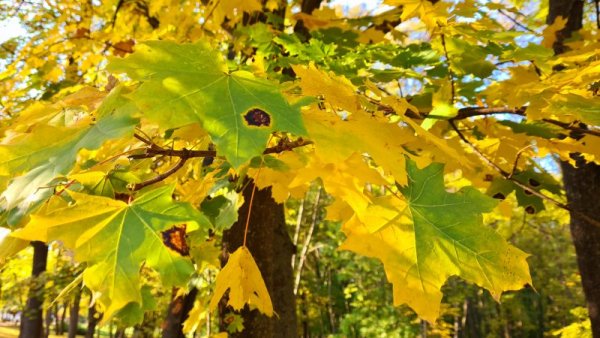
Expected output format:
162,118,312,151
367,96,599,139
497,9,536,33
129,135,312,161
127,135,313,191
449,120,600,228
132,156,188,191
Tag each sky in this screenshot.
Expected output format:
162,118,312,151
0,1,381,43
0,17,25,44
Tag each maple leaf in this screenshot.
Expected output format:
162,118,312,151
542,16,567,49
340,159,532,322
0,104,137,225
0,228,29,262
209,246,273,317
14,185,211,318
107,41,306,168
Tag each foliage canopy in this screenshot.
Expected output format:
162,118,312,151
0,0,599,333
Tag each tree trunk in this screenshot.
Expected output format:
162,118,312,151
161,287,198,338
58,302,67,335
86,303,99,338
19,241,48,338
43,304,53,337
546,0,600,335
220,183,297,337
561,159,600,336
68,287,81,338
115,328,126,338
547,0,584,54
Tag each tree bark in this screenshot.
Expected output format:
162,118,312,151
115,328,126,338
561,159,600,336
547,0,584,54
85,303,99,338
58,302,67,335
546,0,600,335
161,287,198,338
19,241,48,338
220,183,297,338
68,287,81,338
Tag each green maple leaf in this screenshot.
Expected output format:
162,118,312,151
340,159,531,322
107,40,306,168
0,102,137,225
14,185,210,318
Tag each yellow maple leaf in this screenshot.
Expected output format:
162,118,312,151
211,0,262,26
292,63,360,113
542,16,567,49
303,107,414,185
182,300,207,334
209,246,273,317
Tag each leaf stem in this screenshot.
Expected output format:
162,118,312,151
243,165,263,247
242,135,274,247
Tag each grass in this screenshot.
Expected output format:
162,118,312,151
0,325,85,337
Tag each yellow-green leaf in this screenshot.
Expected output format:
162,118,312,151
340,159,532,322
14,185,210,318
108,41,306,168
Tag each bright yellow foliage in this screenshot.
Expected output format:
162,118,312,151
209,246,273,317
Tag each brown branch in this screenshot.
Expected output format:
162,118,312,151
128,135,313,191
451,106,527,120
497,9,536,33
132,156,188,191
367,96,599,139
130,134,312,160
201,0,221,29
449,120,600,228
263,137,313,154
111,0,124,28
541,119,600,138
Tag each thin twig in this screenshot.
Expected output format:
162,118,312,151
541,119,600,138
201,0,221,29
54,180,76,197
291,195,307,269
440,33,456,103
293,186,322,295
509,145,533,178
366,97,600,139
132,156,188,191
497,9,536,33
91,148,146,168
133,132,153,145
449,120,600,228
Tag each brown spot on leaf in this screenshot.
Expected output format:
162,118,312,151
492,192,506,200
525,206,535,214
244,108,271,127
528,178,540,187
112,40,135,57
